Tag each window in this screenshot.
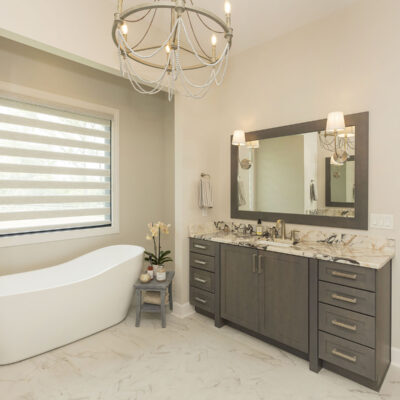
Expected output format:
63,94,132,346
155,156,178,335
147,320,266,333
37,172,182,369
0,95,112,237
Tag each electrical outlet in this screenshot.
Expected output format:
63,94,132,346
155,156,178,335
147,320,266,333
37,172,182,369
370,214,394,230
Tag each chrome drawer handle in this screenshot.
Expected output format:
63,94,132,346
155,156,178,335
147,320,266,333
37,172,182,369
331,270,357,280
194,277,207,284
195,297,207,304
332,348,357,363
331,293,357,304
331,319,357,332
194,259,207,265
194,244,207,250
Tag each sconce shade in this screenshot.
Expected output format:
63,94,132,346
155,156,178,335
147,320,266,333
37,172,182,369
232,130,246,146
326,111,345,133
246,140,260,149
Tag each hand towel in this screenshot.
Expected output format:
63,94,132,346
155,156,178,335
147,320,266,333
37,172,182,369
310,180,318,202
238,178,247,206
199,176,213,209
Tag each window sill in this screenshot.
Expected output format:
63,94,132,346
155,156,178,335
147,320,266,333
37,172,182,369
0,224,119,248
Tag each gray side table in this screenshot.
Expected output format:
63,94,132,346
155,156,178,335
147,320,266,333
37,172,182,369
134,271,175,328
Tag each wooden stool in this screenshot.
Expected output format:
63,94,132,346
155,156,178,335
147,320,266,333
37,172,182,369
134,271,174,328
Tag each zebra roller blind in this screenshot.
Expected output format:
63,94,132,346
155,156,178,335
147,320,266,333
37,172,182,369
0,96,112,236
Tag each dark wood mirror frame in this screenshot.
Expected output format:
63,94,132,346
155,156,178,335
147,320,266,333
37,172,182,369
325,155,355,208
231,112,369,230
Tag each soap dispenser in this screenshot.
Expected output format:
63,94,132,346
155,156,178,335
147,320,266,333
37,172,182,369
256,219,263,236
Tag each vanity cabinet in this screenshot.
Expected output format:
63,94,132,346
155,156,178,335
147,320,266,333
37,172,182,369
220,245,259,332
189,239,221,326
258,251,309,353
317,260,391,390
189,238,392,391
220,245,309,353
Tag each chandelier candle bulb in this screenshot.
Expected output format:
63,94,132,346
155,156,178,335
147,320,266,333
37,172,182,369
120,22,128,35
211,35,217,60
224,1,231,15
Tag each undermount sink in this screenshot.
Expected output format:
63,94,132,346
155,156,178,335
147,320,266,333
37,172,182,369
256,239,293,248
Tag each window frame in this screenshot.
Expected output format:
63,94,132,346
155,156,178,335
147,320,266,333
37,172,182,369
0,81,120,248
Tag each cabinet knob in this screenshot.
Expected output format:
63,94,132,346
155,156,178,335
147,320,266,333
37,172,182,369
194,277,207,284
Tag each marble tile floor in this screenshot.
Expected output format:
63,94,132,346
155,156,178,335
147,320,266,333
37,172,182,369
1,308,400,400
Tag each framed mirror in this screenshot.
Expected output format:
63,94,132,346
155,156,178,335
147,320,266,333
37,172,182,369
231,112,368,230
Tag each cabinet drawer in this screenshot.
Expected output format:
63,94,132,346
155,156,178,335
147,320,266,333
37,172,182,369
319,261,375,292
190,252,215,272
319,332,375,380
190,267,215,293
190,287,214,314
190,239,217,256
319,281,375,316
319,303,375,348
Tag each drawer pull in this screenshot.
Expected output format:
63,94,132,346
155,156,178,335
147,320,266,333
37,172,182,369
331,319,357,332
331,348,357,363
331,293,357,304
252,254,257,273
258,255,263,274
331,270,357,280
194,277,207,284
195,297,207,304
194,259,207,265
194,244,207,250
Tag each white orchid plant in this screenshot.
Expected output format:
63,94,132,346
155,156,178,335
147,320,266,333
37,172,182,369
145,222,173,266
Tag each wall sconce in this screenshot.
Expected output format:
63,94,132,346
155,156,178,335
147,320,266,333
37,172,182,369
232,130,246,146
319,111,354,165
326,111,345,133
246,140,259,149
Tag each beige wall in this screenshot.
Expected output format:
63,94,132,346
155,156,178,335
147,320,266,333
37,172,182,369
174,0,400,346
0,37,174,275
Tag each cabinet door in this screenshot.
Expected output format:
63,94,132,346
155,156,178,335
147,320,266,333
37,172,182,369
221,244,259,332
259,251,309,353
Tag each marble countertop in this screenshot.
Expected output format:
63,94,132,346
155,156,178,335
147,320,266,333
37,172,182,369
189,230,395,270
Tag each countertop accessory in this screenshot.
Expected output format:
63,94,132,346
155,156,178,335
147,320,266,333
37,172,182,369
134,271,175,328
156,266,167,282
139,273,151,283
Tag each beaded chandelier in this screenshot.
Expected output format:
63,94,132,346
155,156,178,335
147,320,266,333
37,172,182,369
112,0,233,100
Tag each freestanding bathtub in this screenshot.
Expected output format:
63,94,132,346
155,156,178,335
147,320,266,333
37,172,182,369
0,244,144,365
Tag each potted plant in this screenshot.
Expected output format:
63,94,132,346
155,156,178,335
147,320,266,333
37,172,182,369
145,222,173,278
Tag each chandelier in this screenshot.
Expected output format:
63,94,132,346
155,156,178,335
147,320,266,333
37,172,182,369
112,0,233,100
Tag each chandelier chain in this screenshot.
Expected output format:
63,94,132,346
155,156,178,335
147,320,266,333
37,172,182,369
186,11,211,59
189,0,225,34
131,9,157,49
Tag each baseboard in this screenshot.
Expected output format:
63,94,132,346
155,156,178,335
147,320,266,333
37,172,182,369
392,347,400,367
172,302,195,319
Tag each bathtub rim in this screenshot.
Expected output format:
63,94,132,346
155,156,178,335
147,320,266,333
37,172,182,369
0,244,144,298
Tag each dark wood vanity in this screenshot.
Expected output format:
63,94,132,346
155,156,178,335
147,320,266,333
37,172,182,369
189,238,392,391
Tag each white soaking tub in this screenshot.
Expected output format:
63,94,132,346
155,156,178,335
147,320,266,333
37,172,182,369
0,245,144,365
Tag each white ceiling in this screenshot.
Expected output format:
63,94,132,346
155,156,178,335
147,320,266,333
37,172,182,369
117,0,359,55
0,0,358,76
